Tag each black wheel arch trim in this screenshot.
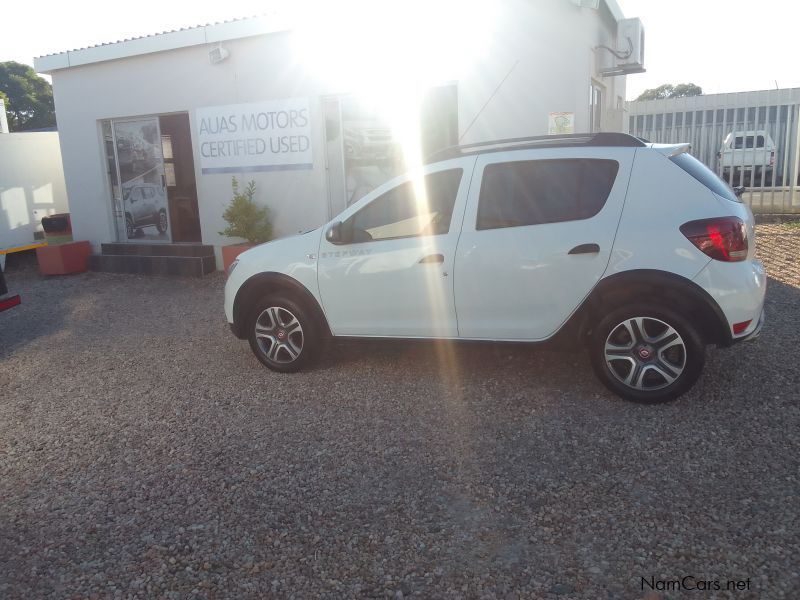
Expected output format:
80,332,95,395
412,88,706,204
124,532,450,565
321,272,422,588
560,269,732,348
231,272,330,340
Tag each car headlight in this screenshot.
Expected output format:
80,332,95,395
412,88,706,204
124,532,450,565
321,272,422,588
227,259,239,278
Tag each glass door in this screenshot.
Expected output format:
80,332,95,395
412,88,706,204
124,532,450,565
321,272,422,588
111,117,171,242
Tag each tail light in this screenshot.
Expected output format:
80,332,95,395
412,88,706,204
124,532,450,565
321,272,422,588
770,151,775,165
680,217,748,262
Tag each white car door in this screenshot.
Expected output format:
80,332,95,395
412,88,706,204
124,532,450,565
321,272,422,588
453,147,635,340
317,157,476,337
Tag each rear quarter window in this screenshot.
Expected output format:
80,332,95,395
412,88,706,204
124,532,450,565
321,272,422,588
477,159,619,230
670,152,738,202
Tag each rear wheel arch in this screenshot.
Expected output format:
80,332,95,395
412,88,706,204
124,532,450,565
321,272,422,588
580,269,731,347
232,272,331,340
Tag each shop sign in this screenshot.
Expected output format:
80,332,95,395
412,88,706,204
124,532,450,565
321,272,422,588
196,98,312,174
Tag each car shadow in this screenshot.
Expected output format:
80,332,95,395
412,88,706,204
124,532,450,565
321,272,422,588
0,251,75,359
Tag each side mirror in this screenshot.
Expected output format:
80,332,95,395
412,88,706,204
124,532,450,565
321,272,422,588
326,221,344,245
733,186,745,198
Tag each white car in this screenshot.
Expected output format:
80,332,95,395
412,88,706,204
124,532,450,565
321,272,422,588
225,133,766,403
718,130,776,186
123,183,169,238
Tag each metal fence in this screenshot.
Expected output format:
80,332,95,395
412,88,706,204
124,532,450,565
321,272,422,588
627,88,800,213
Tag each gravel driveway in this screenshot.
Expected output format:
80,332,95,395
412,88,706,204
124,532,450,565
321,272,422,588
1,225,798,599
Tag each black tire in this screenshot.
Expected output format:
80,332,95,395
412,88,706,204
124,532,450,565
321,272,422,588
247,295,320,373
589,303,705,404
156,210,168,233
126,215,135,239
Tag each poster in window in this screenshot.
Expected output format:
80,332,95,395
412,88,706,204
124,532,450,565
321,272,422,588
548,112,575,135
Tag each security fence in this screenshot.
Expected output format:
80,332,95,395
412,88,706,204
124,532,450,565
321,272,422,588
627,88,800,213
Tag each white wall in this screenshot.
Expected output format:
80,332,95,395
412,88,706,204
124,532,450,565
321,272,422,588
0,99,9,134
0,132,69,250
459,0,626,143
47,1,627,267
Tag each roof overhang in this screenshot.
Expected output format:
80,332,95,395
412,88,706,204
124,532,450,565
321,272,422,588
34,14,290,74
604,0,625,21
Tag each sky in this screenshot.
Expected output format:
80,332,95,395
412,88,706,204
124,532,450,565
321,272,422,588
1,0,799,100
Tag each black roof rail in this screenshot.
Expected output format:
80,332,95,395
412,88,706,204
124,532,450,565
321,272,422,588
425,132,646,163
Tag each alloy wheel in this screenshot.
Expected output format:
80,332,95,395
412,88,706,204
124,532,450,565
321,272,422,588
604,317,687,391
254,306,304,364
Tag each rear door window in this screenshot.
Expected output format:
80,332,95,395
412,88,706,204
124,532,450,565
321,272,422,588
476,159,619,230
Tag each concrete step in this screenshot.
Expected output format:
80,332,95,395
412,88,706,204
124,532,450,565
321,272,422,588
89,253,216,277
100,243,214,257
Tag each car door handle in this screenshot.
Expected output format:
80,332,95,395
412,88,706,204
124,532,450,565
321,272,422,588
419,254,444,264
568,243,600,255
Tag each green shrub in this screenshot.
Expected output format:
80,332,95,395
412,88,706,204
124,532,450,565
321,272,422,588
219,177,273,244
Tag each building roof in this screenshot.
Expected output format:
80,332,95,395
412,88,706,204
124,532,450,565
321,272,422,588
34,13,290,73
34,2,626,74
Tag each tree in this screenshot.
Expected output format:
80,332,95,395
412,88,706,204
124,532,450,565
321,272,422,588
0,61,56,131
636,83,703,101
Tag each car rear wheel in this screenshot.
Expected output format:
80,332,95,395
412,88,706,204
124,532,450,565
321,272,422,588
126,216,135,239
589,303,705,403
247,296,320,373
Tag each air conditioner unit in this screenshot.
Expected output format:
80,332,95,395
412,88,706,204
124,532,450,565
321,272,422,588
617,18,645,68
209,45,230,65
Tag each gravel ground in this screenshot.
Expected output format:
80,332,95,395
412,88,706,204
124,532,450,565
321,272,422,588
1,225,798,599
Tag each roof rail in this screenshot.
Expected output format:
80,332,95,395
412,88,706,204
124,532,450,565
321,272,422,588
425,132,646,163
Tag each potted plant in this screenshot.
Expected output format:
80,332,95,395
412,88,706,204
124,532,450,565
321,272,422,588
219,177,273,271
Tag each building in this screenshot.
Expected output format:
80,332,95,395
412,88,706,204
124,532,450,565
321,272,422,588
34,0,643,271
0,120,70,262
627,88,800,213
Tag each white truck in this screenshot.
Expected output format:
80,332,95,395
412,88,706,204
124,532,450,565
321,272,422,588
717,130,776,186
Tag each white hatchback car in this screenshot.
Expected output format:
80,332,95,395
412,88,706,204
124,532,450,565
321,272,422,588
225,133,766,403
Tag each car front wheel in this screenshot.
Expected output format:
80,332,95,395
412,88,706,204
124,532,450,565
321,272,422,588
589,303,705,403
247,296,320,373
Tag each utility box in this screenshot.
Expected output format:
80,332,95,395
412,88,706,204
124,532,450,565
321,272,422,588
617,18,645,70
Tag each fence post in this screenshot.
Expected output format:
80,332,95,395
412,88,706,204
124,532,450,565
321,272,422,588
791,105,800,211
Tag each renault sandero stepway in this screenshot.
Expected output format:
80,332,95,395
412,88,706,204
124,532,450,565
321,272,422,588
224,133,766,403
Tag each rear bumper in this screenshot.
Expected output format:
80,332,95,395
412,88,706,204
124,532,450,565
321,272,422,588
732,307,764,344
692,258,767,345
